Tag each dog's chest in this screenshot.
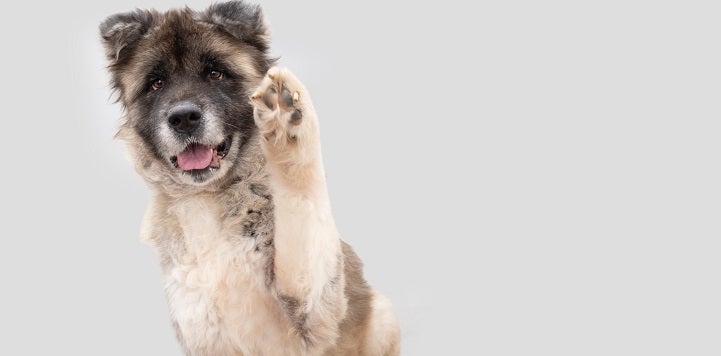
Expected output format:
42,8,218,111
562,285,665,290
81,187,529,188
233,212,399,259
162,196,291,354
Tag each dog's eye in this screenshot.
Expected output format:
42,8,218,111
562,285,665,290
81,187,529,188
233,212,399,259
151,79,164,91
209,70,224,80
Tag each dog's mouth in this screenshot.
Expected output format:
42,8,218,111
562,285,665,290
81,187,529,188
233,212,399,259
170,136,232,172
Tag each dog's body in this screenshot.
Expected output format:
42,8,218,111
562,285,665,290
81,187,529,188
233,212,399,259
100,2,399,355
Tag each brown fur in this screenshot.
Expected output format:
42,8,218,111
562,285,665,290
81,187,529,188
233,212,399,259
101,3,399,355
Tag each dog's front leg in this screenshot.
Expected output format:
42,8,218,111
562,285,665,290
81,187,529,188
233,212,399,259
251,67,345,349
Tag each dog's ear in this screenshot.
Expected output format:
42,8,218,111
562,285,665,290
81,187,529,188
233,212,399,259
202,1,269,53
100,9,157,63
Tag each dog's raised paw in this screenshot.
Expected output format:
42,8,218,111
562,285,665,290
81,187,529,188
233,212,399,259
250,67,314,144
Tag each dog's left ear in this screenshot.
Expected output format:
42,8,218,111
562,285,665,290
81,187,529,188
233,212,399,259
202,1,270,53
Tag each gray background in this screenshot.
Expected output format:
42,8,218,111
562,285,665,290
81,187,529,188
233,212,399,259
0,0,718,355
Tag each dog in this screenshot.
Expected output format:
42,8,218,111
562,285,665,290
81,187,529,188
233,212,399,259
99,2,400,355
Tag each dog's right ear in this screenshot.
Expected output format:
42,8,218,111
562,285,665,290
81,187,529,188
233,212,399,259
100,10,157,64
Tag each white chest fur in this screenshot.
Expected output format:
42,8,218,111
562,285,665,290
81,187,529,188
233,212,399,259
155,196,295,355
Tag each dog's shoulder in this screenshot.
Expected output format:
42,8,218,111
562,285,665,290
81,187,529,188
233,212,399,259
140,161,275,271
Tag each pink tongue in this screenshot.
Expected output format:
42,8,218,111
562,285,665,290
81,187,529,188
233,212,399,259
177,144,213,171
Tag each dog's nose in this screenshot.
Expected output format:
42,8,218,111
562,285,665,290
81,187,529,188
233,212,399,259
168,103,202,135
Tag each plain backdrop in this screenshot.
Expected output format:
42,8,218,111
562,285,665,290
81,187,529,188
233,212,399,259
0,0,719,355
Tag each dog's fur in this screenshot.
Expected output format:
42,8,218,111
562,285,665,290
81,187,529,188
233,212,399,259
100,2,399,355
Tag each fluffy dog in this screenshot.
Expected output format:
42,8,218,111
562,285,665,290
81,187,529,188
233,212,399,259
99,2,400,355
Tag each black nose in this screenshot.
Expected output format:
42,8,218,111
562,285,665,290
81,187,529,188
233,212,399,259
167,102,202,135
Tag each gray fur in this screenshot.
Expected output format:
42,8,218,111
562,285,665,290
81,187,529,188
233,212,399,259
100,2,396,354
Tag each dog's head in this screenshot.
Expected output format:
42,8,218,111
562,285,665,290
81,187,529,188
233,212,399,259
100,1,271,188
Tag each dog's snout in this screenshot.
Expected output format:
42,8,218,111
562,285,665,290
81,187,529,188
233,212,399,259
168,102,202,135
